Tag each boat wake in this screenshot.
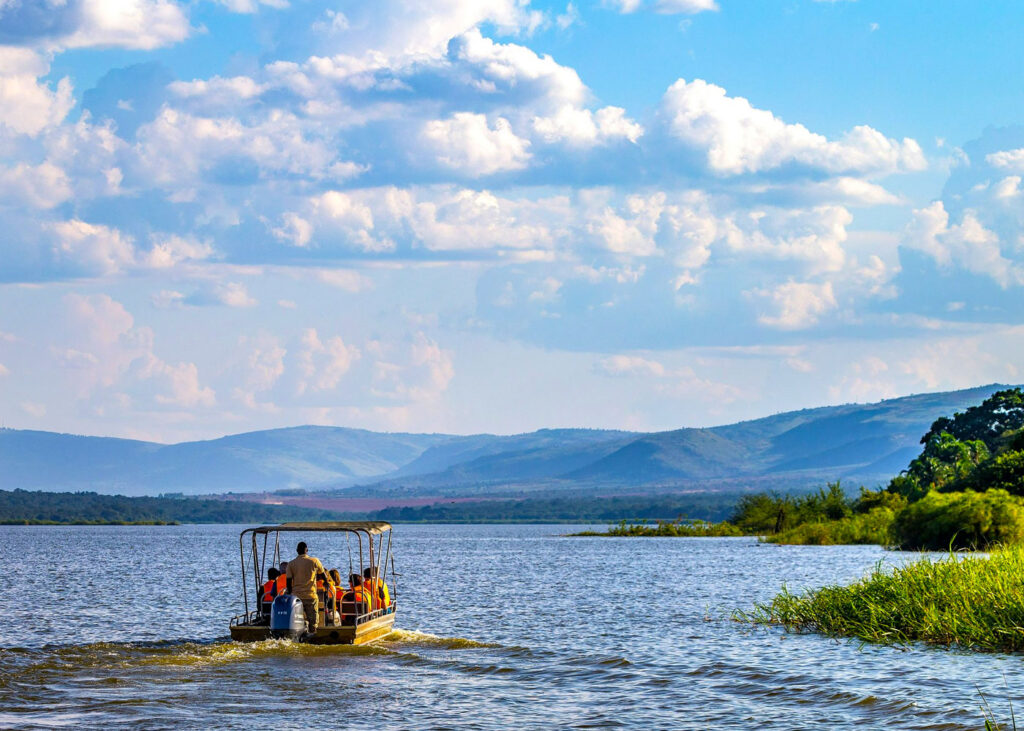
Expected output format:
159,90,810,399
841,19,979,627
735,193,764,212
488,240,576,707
380,628,503,649
0,629,501,679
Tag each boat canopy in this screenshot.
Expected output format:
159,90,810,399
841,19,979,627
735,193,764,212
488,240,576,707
247,521,392,535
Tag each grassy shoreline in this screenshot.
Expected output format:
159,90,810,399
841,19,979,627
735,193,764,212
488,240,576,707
569,519,745,537
740,545,1024,653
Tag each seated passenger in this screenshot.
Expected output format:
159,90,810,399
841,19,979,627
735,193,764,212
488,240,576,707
276,562,288,595
340,573,374,623
363,567,390,610
261,568,279,617
329,569,344,606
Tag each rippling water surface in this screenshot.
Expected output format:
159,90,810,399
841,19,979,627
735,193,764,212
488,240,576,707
1,524,1020,729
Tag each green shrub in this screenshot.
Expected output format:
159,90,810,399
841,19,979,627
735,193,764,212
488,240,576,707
853,488,907,514
729,492,794,534
730,482,854,535
891,489,1024,550
763,507,896,546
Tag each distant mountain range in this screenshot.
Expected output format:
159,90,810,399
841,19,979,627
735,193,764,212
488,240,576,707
0,384,1012,497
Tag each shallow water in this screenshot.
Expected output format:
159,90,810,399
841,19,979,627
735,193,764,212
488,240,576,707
1,524,1020,729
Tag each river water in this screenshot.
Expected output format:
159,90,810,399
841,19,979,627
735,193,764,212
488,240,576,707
1,524,1020,729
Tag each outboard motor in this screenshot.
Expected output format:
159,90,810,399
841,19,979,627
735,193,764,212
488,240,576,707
270,595,306,639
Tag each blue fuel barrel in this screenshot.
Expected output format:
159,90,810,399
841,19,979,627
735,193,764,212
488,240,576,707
270,595,306,639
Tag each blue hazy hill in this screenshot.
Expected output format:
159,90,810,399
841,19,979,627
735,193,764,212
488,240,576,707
0,426,450,495
355,384,1014,494
0,385,1012,496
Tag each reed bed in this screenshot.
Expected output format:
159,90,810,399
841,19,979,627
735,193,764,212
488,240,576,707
741,545,1024,652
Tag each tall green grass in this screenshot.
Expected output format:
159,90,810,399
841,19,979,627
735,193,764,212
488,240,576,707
741,544,1024,652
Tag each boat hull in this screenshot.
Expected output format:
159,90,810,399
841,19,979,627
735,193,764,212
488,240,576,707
230,611,395,645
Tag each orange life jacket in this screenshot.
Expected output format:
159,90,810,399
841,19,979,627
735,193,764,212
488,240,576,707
361,579,378,610
341,586,373,614
276,574,287,594
262,579,275,603
370,578,390,608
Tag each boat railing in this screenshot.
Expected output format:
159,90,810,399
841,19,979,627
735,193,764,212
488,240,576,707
230,611,260,627
231,602,396,629
353,604,396,625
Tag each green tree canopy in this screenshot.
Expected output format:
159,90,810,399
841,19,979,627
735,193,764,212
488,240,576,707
920,388,1024,451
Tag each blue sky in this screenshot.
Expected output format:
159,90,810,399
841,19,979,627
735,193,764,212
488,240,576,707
0,0,1022,441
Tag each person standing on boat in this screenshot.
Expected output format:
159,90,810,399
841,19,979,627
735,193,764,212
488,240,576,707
285,542,327,636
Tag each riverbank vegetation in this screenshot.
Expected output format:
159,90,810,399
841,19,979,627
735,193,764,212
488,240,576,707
572,518,743,537
0,489,340,525
360,493,745,523
742,544,1024,652
0,489,754,525
569,483,868,538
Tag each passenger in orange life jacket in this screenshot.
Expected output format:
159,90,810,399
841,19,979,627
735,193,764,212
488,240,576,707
329,569,345,607
276,562,288,596
340,573,374,622
261,568,279,617
363,567,390,610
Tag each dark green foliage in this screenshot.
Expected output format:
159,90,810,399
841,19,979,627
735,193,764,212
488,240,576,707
888,388,1024,501
921,388,1024,452
891,489,1024,550
743,545,1024,652
363,493,746,523
0,489,752,525
0,489,339,525
958,449,1024,494
905,433,989,493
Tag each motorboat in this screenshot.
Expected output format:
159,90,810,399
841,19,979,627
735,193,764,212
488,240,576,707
229,521,396,645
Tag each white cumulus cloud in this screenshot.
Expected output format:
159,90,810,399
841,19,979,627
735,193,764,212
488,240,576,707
297,328,360,394
660,78,926,175
423,113,532,176
904,201,1024,288
754,281,838,330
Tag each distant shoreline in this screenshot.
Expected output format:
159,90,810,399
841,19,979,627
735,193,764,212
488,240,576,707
2,519,180,526
1,518,612,526
0,487,744,526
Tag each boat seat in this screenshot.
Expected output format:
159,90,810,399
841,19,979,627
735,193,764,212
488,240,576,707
340,600,369,624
